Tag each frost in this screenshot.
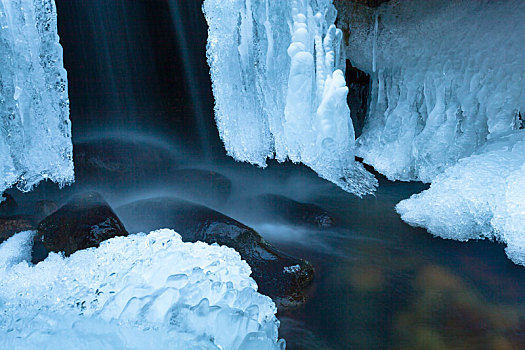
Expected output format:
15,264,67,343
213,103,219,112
203,0,376,196
283,265,301,274
0,0,74,193
339,0,525,182
396,131,525,266
0,229,285,349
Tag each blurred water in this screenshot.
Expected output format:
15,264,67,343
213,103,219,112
55,0,220,157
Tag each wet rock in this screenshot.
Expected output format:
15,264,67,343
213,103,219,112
34,192,128,263
172,168,232,206
73,138,179,186
0,215,35,244
34,200,58,221
0,193,18,216
116,197,314,308
251,194,336,228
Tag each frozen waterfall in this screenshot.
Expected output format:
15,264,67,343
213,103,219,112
0,0,73,194
203,0,377,196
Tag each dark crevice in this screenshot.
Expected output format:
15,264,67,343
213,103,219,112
345,59,370,138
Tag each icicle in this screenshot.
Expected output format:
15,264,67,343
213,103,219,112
372,13,378,73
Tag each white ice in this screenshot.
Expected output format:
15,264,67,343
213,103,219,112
0,0,74,193
0,229,285,349
396,131,525,266
339,0,525,183
329,0,525,265
203,0,376,196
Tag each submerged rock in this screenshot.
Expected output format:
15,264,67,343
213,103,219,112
394,264,525,349
116,197,314,307
34,192,128,262
251,194,336,228
172,168,232,206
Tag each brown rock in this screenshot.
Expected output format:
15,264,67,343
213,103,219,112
34,192,128,263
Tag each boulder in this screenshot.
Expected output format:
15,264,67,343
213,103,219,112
252,194,336,228
0,216,35,244
116,197,314,308
34,192,128,262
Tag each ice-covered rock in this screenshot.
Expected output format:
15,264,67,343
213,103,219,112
0,0,73,193
338,0,525,182
0,229,285,349
396,131,525,266
203,0,376,196
116,197,314,308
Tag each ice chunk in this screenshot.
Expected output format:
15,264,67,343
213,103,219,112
396,131,525,266
0,0,73,193
0,229,284,349
338,0,525,182
203,0,376,196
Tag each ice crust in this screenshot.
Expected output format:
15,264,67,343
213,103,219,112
397,131,525,266
0,229,284,349
340,0,525,182
203,0,377,196
0,0,73,193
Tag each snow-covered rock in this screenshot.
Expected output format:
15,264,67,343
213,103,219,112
0,229,285,349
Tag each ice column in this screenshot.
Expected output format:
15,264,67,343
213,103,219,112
204,0,376,196
0,0,74,193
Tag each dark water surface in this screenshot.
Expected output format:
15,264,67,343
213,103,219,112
236,168,525,350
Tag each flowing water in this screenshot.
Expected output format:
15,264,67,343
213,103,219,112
189,161,525,349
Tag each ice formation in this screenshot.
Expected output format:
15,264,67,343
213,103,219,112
203,0,377,196
397,131,525,266
0,229,285,349
339,0,525,182
0,0,73,193
328,0,525,265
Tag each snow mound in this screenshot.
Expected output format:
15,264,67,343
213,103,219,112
397,131,525,266
203,0,376,196
0,0,74,193
0,229,284,349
